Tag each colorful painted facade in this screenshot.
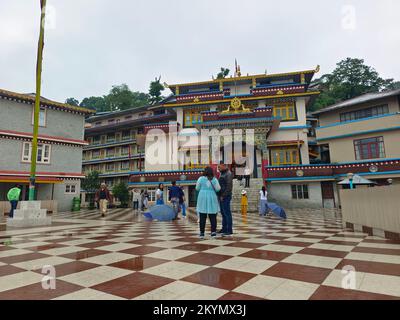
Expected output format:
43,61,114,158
128,66,323,208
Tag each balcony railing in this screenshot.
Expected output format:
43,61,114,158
83,138,137,150
82,153,144,164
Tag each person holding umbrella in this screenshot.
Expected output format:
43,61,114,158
7,184,21,218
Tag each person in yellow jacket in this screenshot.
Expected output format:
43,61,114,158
7,185,21,218
241,190,248,216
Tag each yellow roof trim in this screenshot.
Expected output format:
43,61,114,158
163,91,320,108
167,67,319,89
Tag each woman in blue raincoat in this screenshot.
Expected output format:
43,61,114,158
196,166,221,239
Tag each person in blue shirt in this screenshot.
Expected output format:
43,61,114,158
196,166,221,239
179,187,186,218
169,181,183,219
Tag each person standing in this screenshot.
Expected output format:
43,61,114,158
244,166,251,188
156,183,164,205
7,185,21,218
218,162,233,236
132,189,140,211
142,190,149,210
95,183,112,217
259,186,269,216
196,166,221,239
179,187,186,218
241,190,248,216
168,181,183,219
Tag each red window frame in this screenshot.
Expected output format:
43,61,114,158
354,136,385,160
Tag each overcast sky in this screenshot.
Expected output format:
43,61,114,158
1,0,399,103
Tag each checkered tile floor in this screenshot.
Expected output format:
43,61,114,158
0,207,400,300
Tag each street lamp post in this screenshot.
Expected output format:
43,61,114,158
347,172,354,190
29,0,47,200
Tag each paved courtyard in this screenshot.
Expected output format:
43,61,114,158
0,207,399,300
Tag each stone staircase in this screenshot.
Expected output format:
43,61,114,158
231,178,264,213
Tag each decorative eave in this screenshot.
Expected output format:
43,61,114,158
0,170,85,179
0,176,63,184
266,159,400,181
0,130,88,146
129,169,203,184
162,91,320,108
195,107,280,131
144,122,180,134
165,66,320,91
267,140,304,147
0,88,95,115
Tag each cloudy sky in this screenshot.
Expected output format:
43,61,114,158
1,0,399,103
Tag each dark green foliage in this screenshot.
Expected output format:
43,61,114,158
149,76,165,104
311,58,395,111
112,182,130,208
216,67,230,79
81,171,101,209
65,97,79,106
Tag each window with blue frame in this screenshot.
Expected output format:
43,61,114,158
340,105,389,122
184,109,203,127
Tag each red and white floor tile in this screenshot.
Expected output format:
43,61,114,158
0,208,399,300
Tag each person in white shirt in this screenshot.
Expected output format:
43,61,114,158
156,183,164,205
132,189,141,211
244,167,251,188
259,186,269,216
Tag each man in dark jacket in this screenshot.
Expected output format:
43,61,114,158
169,181,183,219
95,183,112,217
218,163,233,236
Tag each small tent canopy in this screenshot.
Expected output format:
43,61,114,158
338,174,377,185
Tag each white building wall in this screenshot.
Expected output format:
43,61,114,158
267,181,323,209
225,84,252,96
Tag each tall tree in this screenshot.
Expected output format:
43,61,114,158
79,96,106,112
81,171,101,209
104,84,149,111
149,76,165,104
112,182,130,208
65,97,79,106
311,58,394,111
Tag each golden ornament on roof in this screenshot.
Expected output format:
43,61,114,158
231,97,241,110
221,97,251,114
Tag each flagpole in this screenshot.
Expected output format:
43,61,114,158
29,0,47,200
